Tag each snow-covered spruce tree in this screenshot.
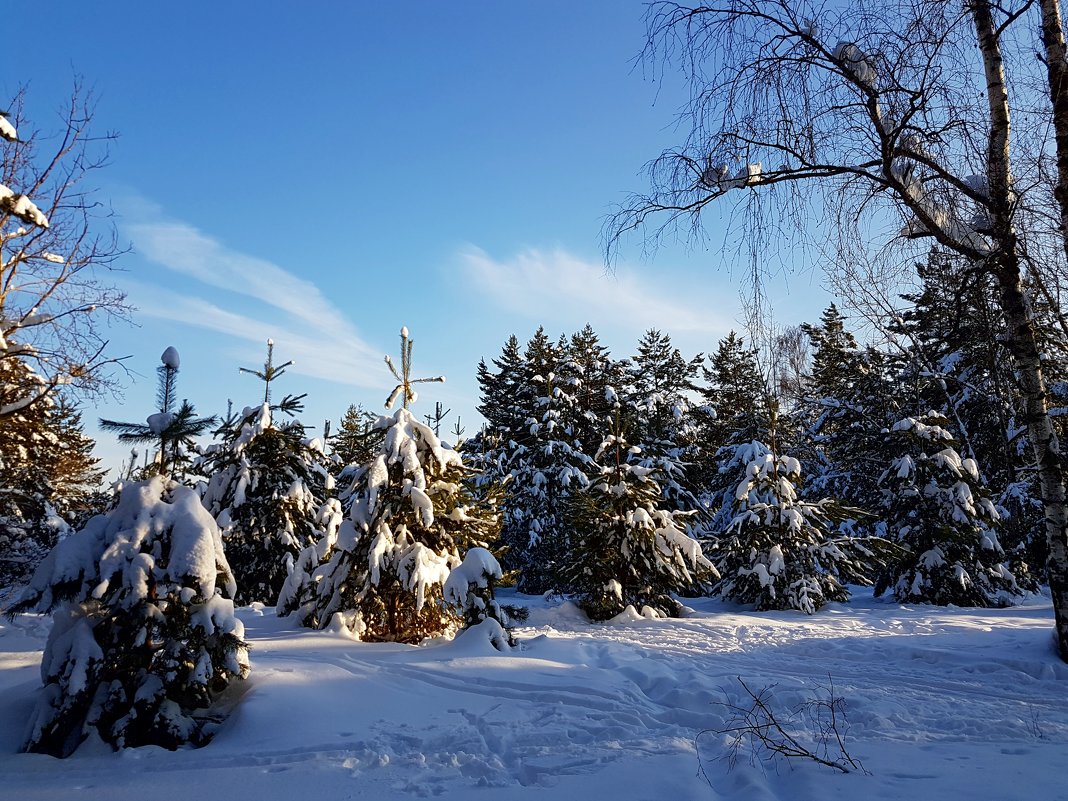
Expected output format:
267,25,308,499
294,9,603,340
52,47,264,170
564,417,717,620
10,475,249,757
475,328,591,593
798,306,897,526
624,329,705,513
0,358,69,588
875,412,1020,607
332,402,382,466
713,440,886,614
198,340,335,607
99,347,216,480
443,546,514,649
309,328,501,642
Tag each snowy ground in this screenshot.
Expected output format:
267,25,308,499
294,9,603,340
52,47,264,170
0,589,1065,801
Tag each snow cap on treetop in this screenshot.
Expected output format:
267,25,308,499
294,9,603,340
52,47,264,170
161,346,180,369
401,326,409,339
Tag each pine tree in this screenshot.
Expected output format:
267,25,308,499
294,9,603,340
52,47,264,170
198,341,335,606
308,328,501,642
875,412,1021,607
10,475,249,757
712,440,885,614
99,347,216,479
564,416,716,621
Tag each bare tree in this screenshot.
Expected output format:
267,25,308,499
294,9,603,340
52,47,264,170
0,83,128,418
608,0,1068,659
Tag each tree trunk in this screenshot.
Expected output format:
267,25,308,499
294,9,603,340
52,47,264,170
973,0,1068,659
1038,0,1068,267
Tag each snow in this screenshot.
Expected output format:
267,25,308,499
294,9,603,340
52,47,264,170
146,411,175,435
0,113,16,142
1,589,1065,798
0,185,50,229
160,346,181,369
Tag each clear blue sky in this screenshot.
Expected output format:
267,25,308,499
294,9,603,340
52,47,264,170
10,2,833,472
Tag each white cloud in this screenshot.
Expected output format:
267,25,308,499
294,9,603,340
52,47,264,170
118,202,389,390
459,246,733,337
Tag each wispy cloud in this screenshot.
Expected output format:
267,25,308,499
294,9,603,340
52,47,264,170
118,198,389,389
458,246,732,337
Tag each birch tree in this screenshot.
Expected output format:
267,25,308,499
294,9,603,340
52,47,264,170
609,0,1068,659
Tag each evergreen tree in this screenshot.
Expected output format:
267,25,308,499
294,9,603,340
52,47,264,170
198,341,335,606
443,547,514,649
563,417,716,620
799,306,896,524
0,359,106,588
0,357,70,587
332,403,382,467
625,329,705,512
701,331,768,447
10,476,249,756
308,328,500,642
48,398,108,526
562,324,623,455
502,328,590,593
712,440,884,613
874,412,1021,607
99,347,216,479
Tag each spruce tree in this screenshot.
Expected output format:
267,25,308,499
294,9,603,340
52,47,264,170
564,416,716,621
332,403,382,467
799,306,895,524
625,329,705,513
308,328,501,641
443,547,514,648
503,328,590,592
701,331,768,447
198,340,335,606
0,357,70,587
0,357,109,588
11,475,249,757
99,347,216,479
712,439,884,614
875,412,1021,607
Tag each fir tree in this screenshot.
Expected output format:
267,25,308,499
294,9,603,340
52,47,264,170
874,412,1021,607
10,475,249,757
564,416,716,621
308,328,500,642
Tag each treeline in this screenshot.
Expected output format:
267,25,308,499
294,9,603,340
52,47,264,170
469,247,1062,612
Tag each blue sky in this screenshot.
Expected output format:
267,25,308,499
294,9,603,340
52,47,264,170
11,2,833,472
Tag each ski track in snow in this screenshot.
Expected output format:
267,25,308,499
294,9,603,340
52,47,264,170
0,589,1066,800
